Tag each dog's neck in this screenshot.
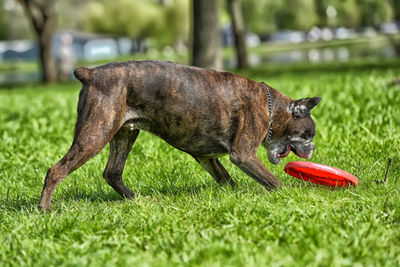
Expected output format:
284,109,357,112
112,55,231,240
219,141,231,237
268,87,292,141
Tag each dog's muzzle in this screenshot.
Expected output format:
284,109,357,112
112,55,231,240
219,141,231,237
266,140,315,165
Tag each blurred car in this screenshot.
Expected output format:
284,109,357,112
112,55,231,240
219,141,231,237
246,32,261,47
221,25,261,47
307,27,333,42
0,40,37,62
380,22,399,34
270,30,306,44
0,31,134,64
333,27,358,39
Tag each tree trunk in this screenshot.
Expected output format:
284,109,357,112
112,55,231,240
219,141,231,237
38,15,56,83
21,0,57,83
0,0,8,40
192,0,222,70
227,0,248,69
315,0,327,27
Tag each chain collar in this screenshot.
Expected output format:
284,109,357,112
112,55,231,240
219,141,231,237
261,82,273,143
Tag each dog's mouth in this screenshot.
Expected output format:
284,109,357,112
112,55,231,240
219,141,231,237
267,141,314,165
277,145,291,158
277,145,312,159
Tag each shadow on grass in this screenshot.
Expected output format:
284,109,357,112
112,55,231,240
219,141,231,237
0,195,40,212
0,182,213,212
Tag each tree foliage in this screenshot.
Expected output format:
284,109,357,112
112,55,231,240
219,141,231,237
241,0,395,34
85,0,189,47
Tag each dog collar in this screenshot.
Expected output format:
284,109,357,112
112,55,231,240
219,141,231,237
261,82,273,142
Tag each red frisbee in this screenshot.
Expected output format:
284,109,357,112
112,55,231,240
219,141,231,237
284,161,358,187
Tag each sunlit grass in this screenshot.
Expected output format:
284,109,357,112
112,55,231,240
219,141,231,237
0,61,399,266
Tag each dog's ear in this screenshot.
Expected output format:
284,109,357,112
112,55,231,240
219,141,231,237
74,67,92,83
290,97,321,117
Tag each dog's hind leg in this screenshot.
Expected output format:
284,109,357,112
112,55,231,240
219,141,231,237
103,128,139,198
196,158,235,187
214,159,236,187
39,89,126,211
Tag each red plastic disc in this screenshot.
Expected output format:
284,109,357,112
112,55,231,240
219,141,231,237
284,161,358,187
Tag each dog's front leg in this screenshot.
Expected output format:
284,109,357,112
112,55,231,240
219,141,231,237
195,157,236,187
230,151,281,190
227,112,281,190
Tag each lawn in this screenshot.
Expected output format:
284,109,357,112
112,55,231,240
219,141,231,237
0,60,399,266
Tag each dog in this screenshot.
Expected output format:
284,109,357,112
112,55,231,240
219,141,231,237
38,60,321,210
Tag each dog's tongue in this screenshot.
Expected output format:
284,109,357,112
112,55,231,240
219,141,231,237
278,146,291,158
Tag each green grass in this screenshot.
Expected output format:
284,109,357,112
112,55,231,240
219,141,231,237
0,60,400,266
0,60,39,73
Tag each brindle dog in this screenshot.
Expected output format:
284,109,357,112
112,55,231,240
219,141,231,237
39,60,321,210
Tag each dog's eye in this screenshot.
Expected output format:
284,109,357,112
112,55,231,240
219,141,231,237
301,129,315,139
300,133,308,139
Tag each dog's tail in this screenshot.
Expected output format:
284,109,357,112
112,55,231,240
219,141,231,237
74,67,92,83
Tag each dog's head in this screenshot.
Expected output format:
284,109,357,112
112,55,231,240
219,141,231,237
265,97,321,164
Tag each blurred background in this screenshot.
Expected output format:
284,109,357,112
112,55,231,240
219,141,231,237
0,0,400,85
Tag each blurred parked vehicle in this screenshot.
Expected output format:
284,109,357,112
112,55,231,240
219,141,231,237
0,40,37,61
307,27,334,42
270,30,306,44
0,31,139,64
333,27,357,40
380,22,399,34
222,25,260,47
